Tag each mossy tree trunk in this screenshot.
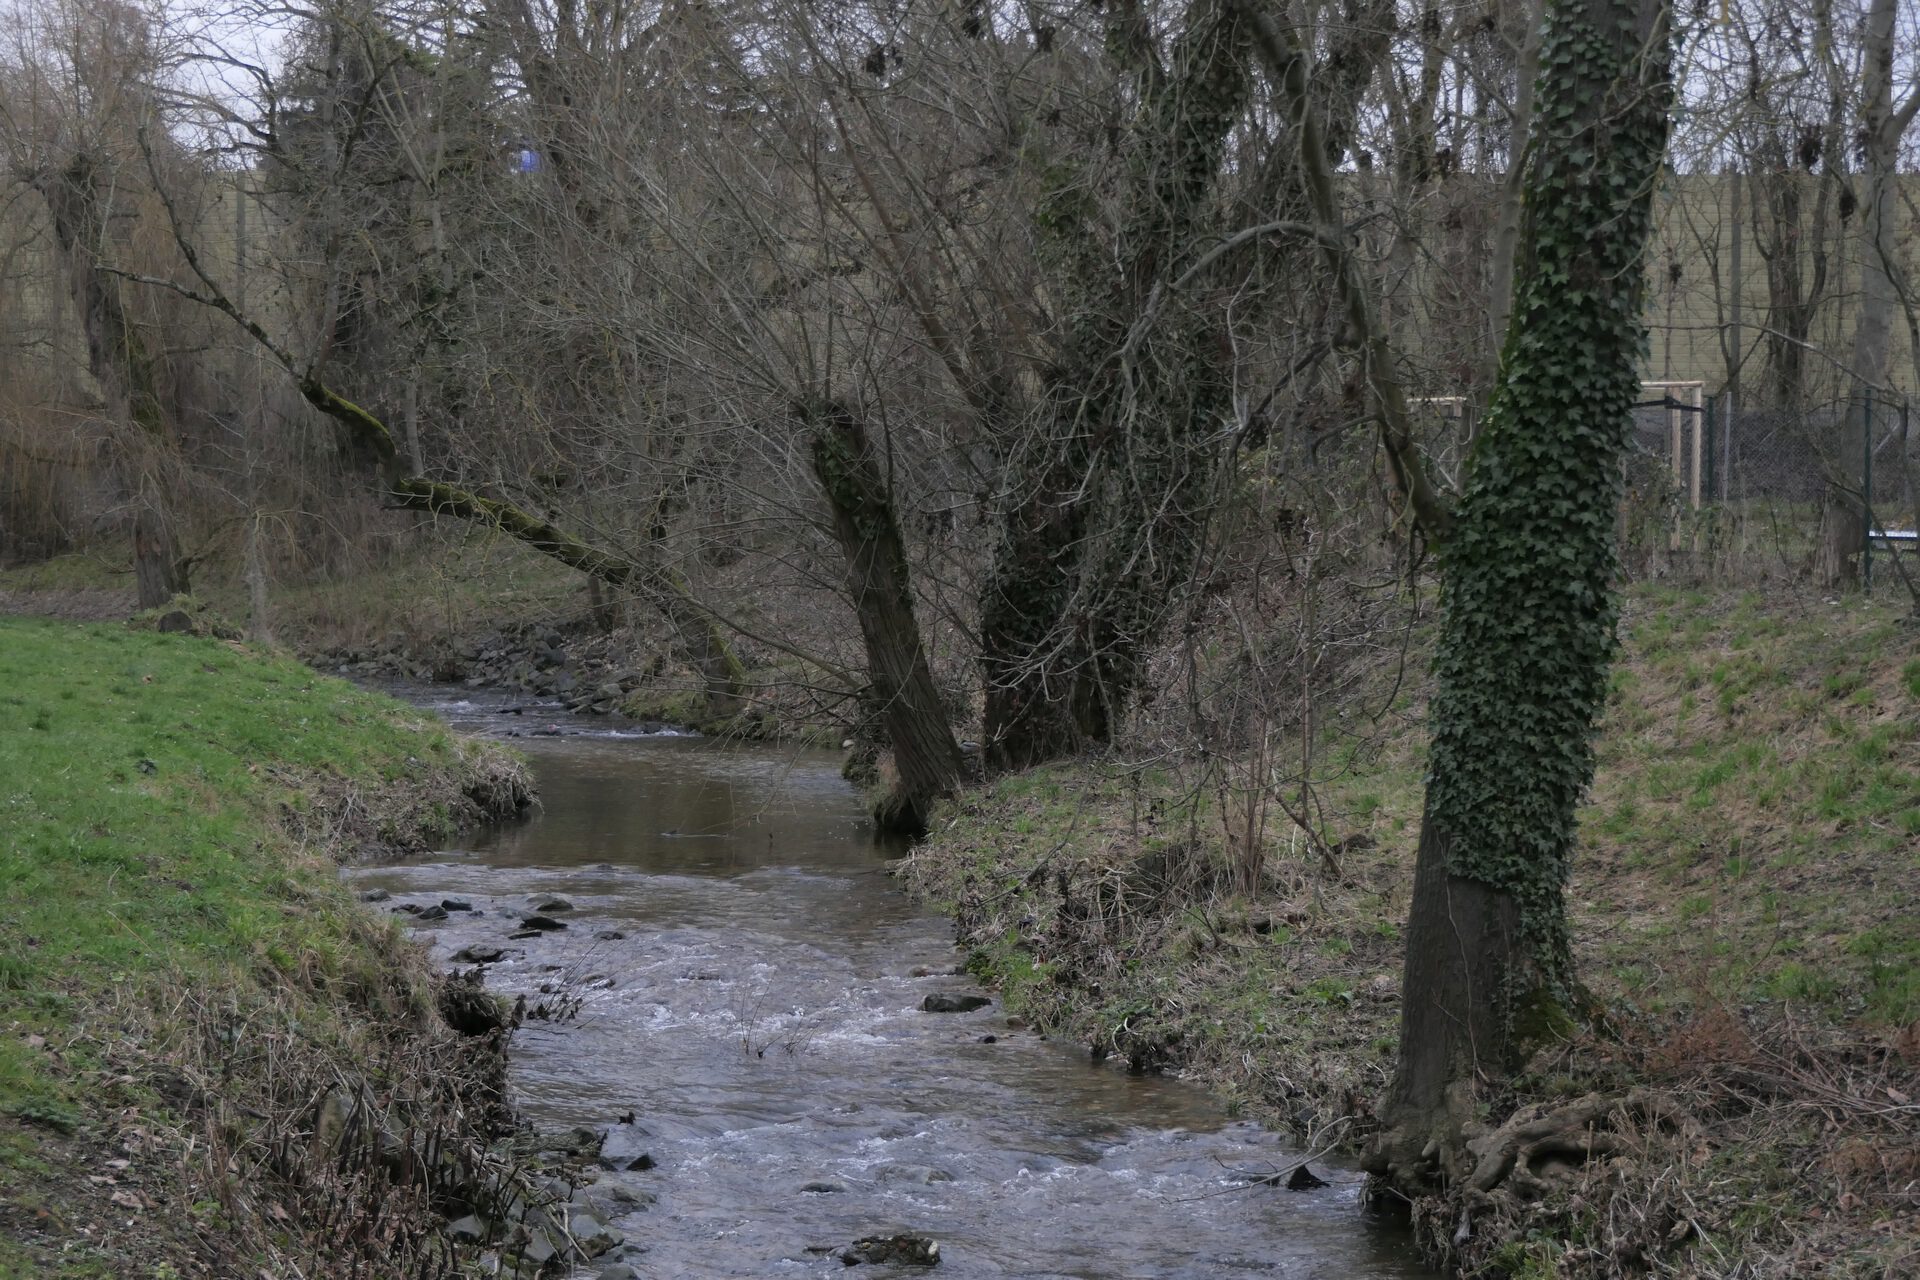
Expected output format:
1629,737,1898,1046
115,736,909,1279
1364,0,1671,1195
980,0,1250,770
808,404,963,834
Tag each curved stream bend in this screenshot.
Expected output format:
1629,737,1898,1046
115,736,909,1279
352,689,1429,1279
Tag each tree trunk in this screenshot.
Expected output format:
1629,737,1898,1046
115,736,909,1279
648,572,747,724
809,405,964,834
980,1,1251,770
132,484,186,609
1364,0,1671,1196
33,153,187,602
1482,0,1544,401
1822,0,1906,588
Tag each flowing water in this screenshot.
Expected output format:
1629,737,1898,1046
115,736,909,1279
352,690,1430,1279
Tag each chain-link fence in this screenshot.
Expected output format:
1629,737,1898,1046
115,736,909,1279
1619,389,1917,588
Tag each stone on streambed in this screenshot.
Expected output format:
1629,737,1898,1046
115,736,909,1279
360,888,390,902
800,1179,851,1194
505,1125,606,1163
598,1143,655,1172
534,898,573,912
508,1230,558,1271
841,1234,940,1267
520,915,568,931
1286,1164,1330,1191
589,1181,657,1211
921,993,991,1014
560,1209,623,1258
875,1164,954,1187
442,898,474,912
508,929,543,940
452,945,509,964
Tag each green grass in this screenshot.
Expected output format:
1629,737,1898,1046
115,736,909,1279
0,617,501,1125
911,584,1920,1123
0,553,129,593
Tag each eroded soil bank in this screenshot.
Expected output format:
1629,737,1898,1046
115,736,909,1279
0,619,532,1279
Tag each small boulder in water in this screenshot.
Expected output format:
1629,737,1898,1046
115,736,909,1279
841,1234,939,1266
921,994,990,1014
535,898,574,912
442,898,474,912
520,915,567,931
1286,1164,1330,1191
592,1183,656,1211
415,904,450,922
451,945,507,964
800,1179,850,1194
565,1209,622,1258
875,1163,953,1186
537,1127,606,1160
360,888,390,903
599,1128,655,1171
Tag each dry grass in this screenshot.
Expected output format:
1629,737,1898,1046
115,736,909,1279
908,582,1920,1278
0,621,534,1279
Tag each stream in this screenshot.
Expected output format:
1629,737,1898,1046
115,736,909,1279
350,689,1430,1279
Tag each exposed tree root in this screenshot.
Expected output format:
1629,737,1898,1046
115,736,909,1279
1463,1089,1700,1197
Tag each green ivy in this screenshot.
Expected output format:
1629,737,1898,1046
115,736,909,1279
1424,3,1672,1007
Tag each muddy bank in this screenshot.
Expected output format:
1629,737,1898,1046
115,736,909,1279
0,622,543,1279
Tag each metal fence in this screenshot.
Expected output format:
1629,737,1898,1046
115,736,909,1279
1620,390,1917,588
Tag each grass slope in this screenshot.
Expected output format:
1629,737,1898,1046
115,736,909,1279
907,585,1919,1278
0,618,528,1278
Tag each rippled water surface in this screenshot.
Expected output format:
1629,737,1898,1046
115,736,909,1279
353,690,1429,1279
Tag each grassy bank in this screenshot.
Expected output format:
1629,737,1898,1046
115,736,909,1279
1,541,859,745
0,618,532,1278
906,585,1919,1278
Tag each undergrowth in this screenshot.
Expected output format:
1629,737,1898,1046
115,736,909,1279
0,618,532,1278
906,583,1919,1278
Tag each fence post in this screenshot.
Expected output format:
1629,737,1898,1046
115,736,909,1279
1704,394,1716,501
1863,394,1874,595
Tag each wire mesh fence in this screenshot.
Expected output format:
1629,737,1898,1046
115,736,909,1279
1618,389,1917,589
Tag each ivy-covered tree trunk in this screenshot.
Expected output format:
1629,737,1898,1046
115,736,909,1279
1364,0,1671,1196
808,405,964,833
